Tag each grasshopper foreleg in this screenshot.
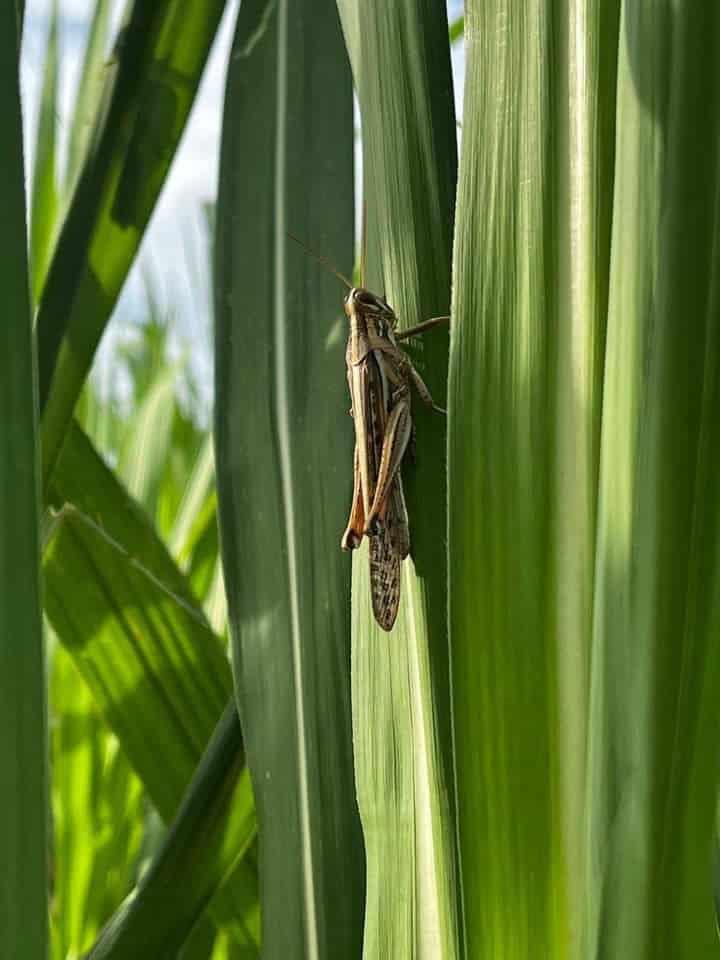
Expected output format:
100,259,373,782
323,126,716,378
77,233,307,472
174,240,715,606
394,315,450,341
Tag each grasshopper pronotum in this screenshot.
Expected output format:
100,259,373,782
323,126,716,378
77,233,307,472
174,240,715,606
289,234,447,630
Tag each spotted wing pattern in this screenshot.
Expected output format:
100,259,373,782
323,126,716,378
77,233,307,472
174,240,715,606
369,525,402,631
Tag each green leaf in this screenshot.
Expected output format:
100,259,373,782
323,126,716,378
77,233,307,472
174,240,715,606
29,0,59,302
44,502,231,822
50,644,144,959
0,8,48,958
66,0,114,194
335,2,458,955
585,6,720,957
169,433,216,562
447,2,581,955
44,422,258,951
448,15,463,44
117,364,177,512
87,701,255,959
37,0,227,489
214,1,364,955
204,561,228,637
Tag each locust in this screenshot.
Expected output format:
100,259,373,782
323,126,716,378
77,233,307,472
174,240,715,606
339,287,447,630
289,234,447,631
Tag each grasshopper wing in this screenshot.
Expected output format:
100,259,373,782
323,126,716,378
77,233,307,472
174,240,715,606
385,476,410,560
369,527,401,631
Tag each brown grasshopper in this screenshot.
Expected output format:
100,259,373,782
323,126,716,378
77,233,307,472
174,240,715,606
288,234,447,631
339,287,447,630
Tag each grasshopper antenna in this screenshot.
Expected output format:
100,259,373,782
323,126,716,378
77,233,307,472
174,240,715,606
287,232,353,290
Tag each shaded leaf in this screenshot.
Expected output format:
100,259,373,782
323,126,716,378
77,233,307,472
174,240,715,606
88,701,255,960
0,7,48,957
215,0,364,955
586,5,720,957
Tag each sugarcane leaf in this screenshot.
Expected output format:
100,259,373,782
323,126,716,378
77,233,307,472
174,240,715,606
50,643,144,959
37,0,228,490
117,363,177,512
170,433,215,562
29,0,59,302
335,2,459,955
44,421,258,951
214,1,364,955
448,15,463,43
65,0,114,194
0,9,48,959
586,6,720,957
87,701,255,960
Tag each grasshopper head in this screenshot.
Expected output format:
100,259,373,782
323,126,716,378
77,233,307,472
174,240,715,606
344,287,395,324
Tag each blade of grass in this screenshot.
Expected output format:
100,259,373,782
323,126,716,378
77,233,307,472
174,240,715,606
169,433,215,561
117,364,177,512
0,9,48,958
449,15,464,44
448,2,570,955
50,644,144,959
87,701,254,960
37,0,228,489
45,422,258,951
214,1,364,955
335,2,458,955
29,0,59,302
586,6,720,957
448,0,663,956
65,0,114,194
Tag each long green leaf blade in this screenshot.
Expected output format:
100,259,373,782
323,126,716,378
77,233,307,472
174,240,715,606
0,9,48,957
335,2,458,956
117,364,177,512
586,6,720,956
88,701,254,960
448,2,571,955
65,0,114,194
51,645,144,959
44,501,232,820
29,0,59,302
45,422,258,950
448,15,463,44
214,1,363,955
37,0,227,488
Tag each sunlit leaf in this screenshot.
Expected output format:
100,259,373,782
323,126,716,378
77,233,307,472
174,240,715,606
335,1,459,955
37,0,228,489
29,0,59,301
45,422,258,952
50,644,143,959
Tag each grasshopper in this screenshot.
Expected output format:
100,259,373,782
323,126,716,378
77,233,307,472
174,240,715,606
340,287,447,630
288,234,447,631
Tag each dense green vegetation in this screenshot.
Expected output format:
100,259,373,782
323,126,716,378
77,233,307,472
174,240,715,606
2,2,719,958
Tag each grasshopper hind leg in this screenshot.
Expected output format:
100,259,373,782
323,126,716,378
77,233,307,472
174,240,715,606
365,398,412,537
